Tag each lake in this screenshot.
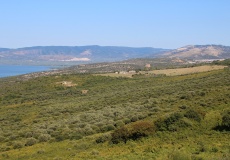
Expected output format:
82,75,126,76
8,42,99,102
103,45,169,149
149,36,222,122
0,65,53,78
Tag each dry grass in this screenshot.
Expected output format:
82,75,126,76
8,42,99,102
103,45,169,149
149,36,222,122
144,65,227,76
96,65,227,78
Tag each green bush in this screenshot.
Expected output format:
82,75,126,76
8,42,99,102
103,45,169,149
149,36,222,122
214,110,230,131
95,133,111,143
25,138,37,146
222,110,230,129
114,120,125,128
184,109,202,122
38,134,51,142
0,136,5,142
111,121,154,144
131,116,139,122
123,118,131,124
155,113,184,131
111,127,129,144
100,123,115,132
13,141,24,149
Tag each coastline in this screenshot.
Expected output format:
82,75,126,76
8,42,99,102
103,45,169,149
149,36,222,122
0,65,56,78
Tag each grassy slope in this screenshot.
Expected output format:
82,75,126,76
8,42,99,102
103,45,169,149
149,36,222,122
0,67,229,160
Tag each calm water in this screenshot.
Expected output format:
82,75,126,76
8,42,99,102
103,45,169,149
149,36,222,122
0,65,52,78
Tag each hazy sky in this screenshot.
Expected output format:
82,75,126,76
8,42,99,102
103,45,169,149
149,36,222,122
0,0,230,49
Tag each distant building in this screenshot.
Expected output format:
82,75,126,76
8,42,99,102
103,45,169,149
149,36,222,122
145,64,151,68
119,71,128,74
129,70,136,74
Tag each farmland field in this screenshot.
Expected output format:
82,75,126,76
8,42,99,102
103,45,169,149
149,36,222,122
97,65,227,78
142,65,227,76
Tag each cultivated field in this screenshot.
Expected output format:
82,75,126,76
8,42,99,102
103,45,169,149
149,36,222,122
97,65,227,77
146,65,226,76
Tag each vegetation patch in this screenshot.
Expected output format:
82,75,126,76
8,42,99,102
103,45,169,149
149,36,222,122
111,121,154,144
0,65,229,159
142,65,227,76
214,110,230,131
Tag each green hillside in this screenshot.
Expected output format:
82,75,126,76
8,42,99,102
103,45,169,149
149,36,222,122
0,66,229,160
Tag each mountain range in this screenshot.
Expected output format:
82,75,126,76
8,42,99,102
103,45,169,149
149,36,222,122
163,45,230,60
0,46,167,65
0,45,229,65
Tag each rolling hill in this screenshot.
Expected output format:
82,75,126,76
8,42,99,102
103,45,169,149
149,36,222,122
163,45,230,60
1,45,230,66
0,64,229,159
0,46,168,65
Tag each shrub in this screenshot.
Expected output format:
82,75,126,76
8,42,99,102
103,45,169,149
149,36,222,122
25,138,37,146
131,116,139,122
70,133,83,140
155,113,184,131
111,127,129,144
38,134,51,142
13,141,24,149
114,120,125,128
83,126,96,135
184,109,202,122
101,124,115,132
95,133,111,143
214,110,230,131
25,132,33,138
222,110,230,129
123,118,131,124
0,136,5,142
154,118,167,131
111,121,154,144
129,121,154,140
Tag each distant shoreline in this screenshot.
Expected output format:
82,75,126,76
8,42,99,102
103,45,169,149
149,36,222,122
0,65,57,78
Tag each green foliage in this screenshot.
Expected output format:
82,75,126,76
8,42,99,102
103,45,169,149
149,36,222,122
38,134,51,142
202,111,222,130
111,121,154,144
130,121,154,139
222,110,230,128
95,133,111,143
184,109,202,122
114,120,125,128
0,67,229,159
214,110,230,131
212,58,230,66
155,113,186,131
111,126,130,144
13,141,24,149
25,137,37,146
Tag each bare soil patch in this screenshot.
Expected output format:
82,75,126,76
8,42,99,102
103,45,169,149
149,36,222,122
56,81,77,87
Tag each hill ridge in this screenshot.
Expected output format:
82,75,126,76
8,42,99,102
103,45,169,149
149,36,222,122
164,44,230,60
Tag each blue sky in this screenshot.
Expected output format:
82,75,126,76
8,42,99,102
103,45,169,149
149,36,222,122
0,0,230,49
